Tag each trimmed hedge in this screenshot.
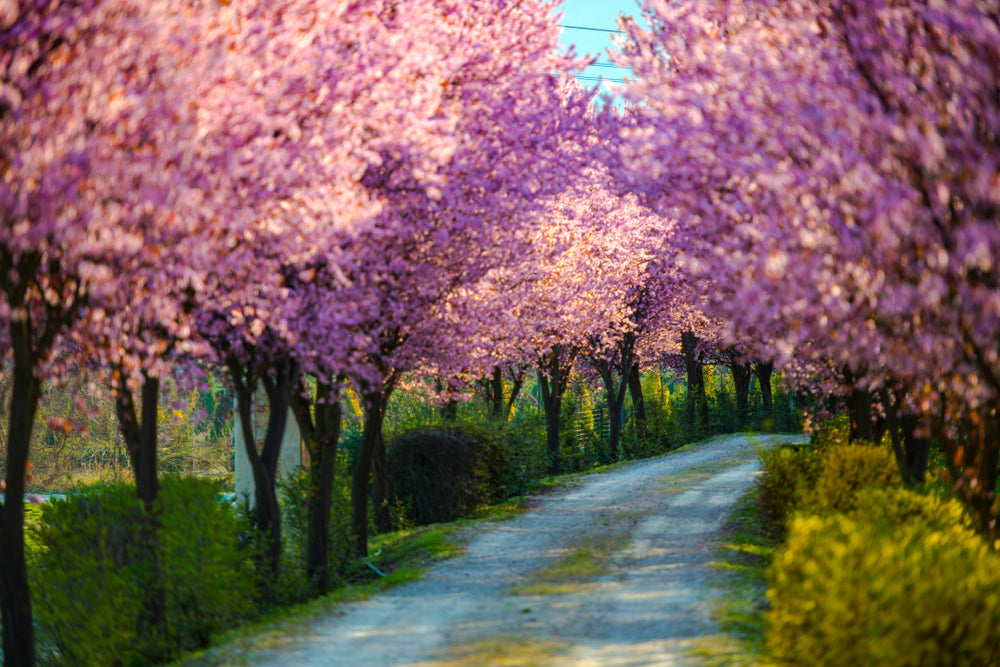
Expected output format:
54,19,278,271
766,512,1000,667
805,443,901,515
757,444,823,526
30,477,252,666
386,427,489,526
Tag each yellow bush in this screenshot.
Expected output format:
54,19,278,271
766,514,1000,667
851,486,973,533
757,444,823,526
805,444,900,514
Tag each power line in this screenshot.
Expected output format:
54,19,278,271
575,75,626,84
559,24,619,34
589,62,628,70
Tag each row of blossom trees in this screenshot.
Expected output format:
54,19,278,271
7,0,991,664
616,0,1000,531
0,1,705,664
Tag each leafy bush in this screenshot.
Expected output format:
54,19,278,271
756,444,823,526
850,486,973,533
386,427,489,526
275,459,354,596
805,443,900,514
766,514,1000,667
31,477,252,666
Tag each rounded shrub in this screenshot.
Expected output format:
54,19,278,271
806,444,901,514
756,444,823,526
386,427,487,526
31,477,252,666
850,486,973,533
766,514,1000,667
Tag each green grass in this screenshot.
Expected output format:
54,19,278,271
695,488,782,667
508,510,637,597
168,523,467,667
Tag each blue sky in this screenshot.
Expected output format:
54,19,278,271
557,0,644,93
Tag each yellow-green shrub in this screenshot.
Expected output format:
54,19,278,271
851,486,973,533
766,514,1000,667
805,444,900,514
757,444,822,525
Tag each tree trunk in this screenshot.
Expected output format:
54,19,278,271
137,376,161,510
1,321,41,667
291,379,343,594
227,358,283,588
504,368,525,422
480,366,504,419
627,362,646,440
537,347,577,476
900,413,930,485
257,363,295,579
352,386,391,557
372,416,391,534
847,386,875,443
755,360,774,414
731,360,752,426
682,331,708,430
131,376,168,660
596,364,629,462
440,400,458,422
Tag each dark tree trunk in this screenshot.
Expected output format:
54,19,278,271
227,358,284,588
939,408,1000,538
593,333,635,462
755,360,774,415
129,376,168,660
627,362,646,440
882,388,930,486
137,376,161,510
504,367,525,422
440,400,458,422
291,379,343,594
537,347,577,476
257,362,295,577
731,359,752,426
372,416,391,534
480,366,504,419
1,320,42,667
847,386,875,443
900,413,930,485
682,331,708,430
596,364,629,462
116,373,143,476
352,384,393,557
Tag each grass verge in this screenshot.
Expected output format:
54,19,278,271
169,499,526,667
694,487,781,667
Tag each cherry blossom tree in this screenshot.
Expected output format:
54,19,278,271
0,0,236,662
616,1,1000,528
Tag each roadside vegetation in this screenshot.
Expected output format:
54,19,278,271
15,365,800,666
708,417,1000,667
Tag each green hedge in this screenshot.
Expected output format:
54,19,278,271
30,477,252,666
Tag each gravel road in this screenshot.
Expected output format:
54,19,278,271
241,433,807,667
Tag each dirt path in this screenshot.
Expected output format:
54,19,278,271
243,433,806,667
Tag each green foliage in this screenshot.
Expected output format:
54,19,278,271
756,444,823,526
805,443,901,514
766,513,1000,667
808,413,851,450
273,458,355,598
30,477,252,666
466,413,547,500
386,427,489,526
